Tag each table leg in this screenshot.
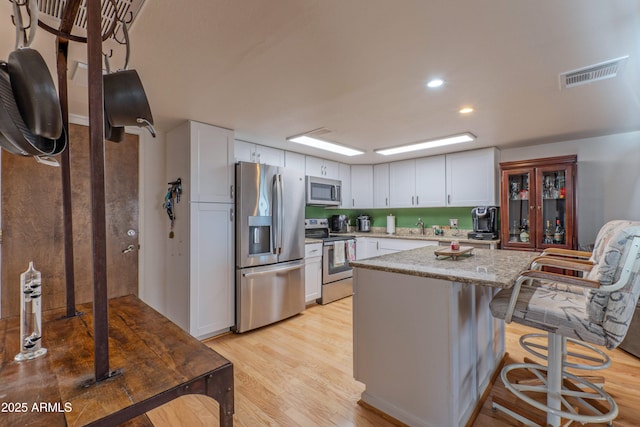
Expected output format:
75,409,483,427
206,364,235,427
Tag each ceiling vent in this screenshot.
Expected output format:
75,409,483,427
559,56,629,89
37,0,145,41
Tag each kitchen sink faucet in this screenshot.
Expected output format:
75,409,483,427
416,218,425,235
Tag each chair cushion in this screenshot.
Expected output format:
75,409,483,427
584,223,640,324
490,285,609,347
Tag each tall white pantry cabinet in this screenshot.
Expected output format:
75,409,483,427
165,121,235,339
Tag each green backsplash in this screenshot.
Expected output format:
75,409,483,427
305,206,478,229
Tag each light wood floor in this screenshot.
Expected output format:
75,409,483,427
146,297,640,426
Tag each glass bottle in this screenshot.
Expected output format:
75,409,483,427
544,219,554,244
553,219,565,245
519,219,530,243
15,261,47,361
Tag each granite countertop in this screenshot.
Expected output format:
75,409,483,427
348,230,500,245
349,246,538,288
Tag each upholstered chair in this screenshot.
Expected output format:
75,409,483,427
489,222,640,426
530,220,637,276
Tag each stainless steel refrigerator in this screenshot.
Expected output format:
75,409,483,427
234,161,306,333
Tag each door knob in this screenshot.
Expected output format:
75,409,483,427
122,244,135,254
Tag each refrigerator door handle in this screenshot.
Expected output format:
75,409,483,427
272,175,279,254
277,174,284,254
242,263,303,277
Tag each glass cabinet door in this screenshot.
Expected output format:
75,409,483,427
502,168,534,248
537,166,571,248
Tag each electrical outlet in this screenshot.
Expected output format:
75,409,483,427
449,218,459,228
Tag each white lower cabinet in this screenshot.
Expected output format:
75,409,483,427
356,237,437,259
165,202,235,339
356,237,378,260
305,243,323,303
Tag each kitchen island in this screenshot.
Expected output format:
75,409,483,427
350,246,536,427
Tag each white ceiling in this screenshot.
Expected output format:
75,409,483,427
1,0,639,164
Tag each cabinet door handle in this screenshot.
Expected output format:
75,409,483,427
412,196,415,205
257,153,261,163
448,194,451,204
230,185,234,199
230,208,234,222
416,196,419,205
352,198,355,207
386,197,388,206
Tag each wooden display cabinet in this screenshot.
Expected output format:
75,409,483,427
500,155,577,251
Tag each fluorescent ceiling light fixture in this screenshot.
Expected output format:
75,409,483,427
459,107,474,114
426,78,444,88
287,135,364,156
375,132,476,156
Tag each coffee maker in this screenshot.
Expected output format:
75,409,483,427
468,206,499,240
330,214,349,233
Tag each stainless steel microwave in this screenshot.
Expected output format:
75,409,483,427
305,176,342,206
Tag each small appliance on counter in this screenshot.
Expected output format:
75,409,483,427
356,215,372,232
330,214,350,233
468,206,499,240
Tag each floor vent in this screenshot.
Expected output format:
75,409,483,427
559,56,629,89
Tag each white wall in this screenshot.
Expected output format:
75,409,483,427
501,131,640,246
137,128,168,313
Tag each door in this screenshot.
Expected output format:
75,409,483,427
1,123,139,318
190,202,234,337
279,167,305,263
235,259,305,333
389,159,416,207
500,167,535,250
351,165,373,208
536,164,575,249
415,155,446,206
373,163,389,208
235,162,278,268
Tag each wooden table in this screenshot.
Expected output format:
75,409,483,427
0,295,234,426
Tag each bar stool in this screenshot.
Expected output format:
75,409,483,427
489,222,640,426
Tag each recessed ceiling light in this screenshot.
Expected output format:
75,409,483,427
426,79,444,88
287,135,364,157
375,132,476,156
459,107,474,114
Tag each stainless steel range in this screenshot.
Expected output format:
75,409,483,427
305,218,355,304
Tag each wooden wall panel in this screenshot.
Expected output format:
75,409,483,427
1,123,139,318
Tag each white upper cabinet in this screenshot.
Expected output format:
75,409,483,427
445,147,499,206
167,121,234,204
305,156,340,180
339,163,352,209
285,151,306,171
234,140,254,163
373,163,390,208
234,140,285,167
389,159,417,208
351,165,374,208
415,156,446,207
